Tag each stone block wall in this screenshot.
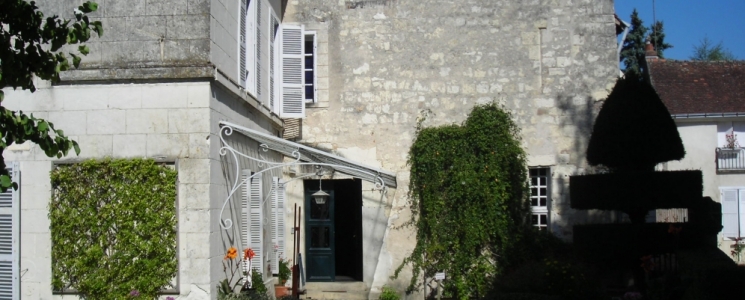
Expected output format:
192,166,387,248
282,0,620,294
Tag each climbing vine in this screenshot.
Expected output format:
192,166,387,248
395,103,531,299
49,158,178,299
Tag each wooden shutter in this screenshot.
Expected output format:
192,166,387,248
0,163,19,299
239,0,248,88
279,24,305,118
271,177,286,273
722,189,739,238
248,172,263,272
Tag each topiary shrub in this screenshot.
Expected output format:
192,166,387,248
586,74,685,171
50,158,177,299
396,103,530,300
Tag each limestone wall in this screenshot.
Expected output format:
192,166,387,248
282,0,619,295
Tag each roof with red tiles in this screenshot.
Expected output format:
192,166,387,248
646,59,745,115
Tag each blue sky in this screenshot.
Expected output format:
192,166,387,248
615,0,745,60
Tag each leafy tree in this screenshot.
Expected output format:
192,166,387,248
650,20,672,58
620,9,649,77
690,37,736,61
0,0,102,191
395,103,530,300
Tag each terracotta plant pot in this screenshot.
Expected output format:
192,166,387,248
275,285,289,297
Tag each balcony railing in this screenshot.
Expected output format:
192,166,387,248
716,147,745,172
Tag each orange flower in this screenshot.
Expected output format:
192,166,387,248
225,246,238,260
244,248,255,260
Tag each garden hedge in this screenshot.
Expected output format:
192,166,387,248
570,170,702,211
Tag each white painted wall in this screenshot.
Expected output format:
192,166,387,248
666,119,745,260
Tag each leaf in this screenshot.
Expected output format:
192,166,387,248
0,91,3,103
0,175,12,190
73,141,81,155
71,53,81,68
82,1,99,13
91,21,104,37
38,120,49,132
78,45,90,55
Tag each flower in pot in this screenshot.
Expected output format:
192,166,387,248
278,255,291,285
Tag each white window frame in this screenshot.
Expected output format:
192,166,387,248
303,31,318,104
529,167,550,231
720,187,745,240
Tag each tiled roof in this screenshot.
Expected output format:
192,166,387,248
647,60,745,115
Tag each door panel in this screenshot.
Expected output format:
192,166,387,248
305,184,334,282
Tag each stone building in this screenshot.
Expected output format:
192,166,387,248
0,0,620,299
279,0,619,298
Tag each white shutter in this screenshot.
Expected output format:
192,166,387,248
255,0,264,103
740,189,745,236
0,163,19,299
239,0,248,88
722,189,739,238
249,172,263,272
271,177,286,273
245,0,257,95
269,16,278,112
270,177,279,273
241,170,251,249
279,24,305,118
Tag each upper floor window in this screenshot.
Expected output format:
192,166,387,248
304,32,317,104
529,167,550,231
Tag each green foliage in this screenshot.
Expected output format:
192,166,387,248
0,0,103,192
690,36,737,61
49,159,177,299
278,257,291,283
649,21,672,58
379,286,400,300
620,9,649,78
485,231,604,300
218,269,272,300
586,75,684,171
396,103,530,300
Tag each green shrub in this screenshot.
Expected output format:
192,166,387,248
379,286,400,300
396,103,530,300
50,158,177,299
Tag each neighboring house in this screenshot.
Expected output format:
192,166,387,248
646,56,745,260
1,0,621,299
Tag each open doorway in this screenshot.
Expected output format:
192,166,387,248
304,178,363,282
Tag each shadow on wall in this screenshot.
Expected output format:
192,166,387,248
553,93,625,232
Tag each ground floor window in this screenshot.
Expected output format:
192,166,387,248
529,167,550,231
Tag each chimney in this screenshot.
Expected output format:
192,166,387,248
645,42,658,60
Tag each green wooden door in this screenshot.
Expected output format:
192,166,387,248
305,188,335,281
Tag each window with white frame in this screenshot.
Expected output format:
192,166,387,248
304,32,317,104
721,188,745,239
529,167,550,231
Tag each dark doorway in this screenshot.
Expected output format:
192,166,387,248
304,179,363,282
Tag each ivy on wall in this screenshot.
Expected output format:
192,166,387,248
395,104,531,299
49,158,178,299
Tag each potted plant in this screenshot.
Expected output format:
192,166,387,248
275,256,291,297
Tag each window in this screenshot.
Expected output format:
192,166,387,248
529,167,550,231
721,188,745,239
304,32,317,103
